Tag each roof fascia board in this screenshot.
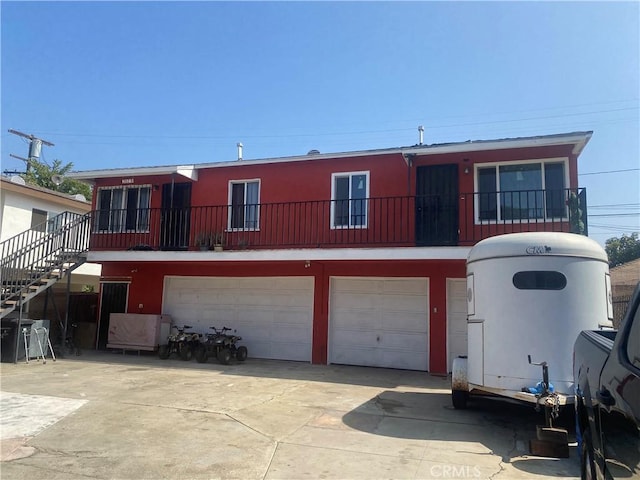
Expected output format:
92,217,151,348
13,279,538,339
87,246,472,263
67,132,592,181
0,178,90,210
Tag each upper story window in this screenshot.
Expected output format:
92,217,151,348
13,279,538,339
229,180,260,230
476,159,567,223
96,185,151,233
32,209,65,234
331,171,369,228
31,209,48,232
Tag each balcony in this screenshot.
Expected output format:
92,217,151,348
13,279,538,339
89,188,587,252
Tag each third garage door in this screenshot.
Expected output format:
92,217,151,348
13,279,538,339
329,277,429,371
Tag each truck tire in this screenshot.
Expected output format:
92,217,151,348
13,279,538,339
452,389,469,409
580,429,599,480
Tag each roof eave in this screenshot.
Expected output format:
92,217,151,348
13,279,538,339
67,131,593,182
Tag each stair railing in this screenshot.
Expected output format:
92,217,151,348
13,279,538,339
0,211,92,308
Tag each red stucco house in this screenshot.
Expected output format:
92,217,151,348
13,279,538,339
68,131,591,374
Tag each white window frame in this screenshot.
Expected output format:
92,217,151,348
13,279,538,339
330,171,370,229
228,179,261,231
473,157,569,224
95,185,152,233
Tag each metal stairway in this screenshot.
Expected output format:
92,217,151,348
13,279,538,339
1,212,92,319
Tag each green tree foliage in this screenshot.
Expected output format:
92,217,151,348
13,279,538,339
605,233,640,267
23,159,92,200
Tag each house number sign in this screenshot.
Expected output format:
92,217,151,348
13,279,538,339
121,178,134,184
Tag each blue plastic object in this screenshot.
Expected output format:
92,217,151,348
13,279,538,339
526,382,555,394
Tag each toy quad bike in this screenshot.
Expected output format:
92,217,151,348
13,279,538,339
158,325,201,361
194,326,248,365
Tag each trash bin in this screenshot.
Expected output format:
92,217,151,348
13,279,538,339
1,318,34,362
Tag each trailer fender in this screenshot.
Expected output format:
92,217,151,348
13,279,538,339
452,356,469,392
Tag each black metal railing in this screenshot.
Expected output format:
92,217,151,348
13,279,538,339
1,212,92,308
88,188,587,251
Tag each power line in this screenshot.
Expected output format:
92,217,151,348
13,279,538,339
26,106,639,141
579,168,640,176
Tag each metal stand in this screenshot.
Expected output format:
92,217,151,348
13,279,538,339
21,326,56,364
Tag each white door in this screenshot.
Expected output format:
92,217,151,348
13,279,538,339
447,278,468,372
163,276,314,361
329,277,429,371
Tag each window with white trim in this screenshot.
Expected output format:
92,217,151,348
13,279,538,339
96,185,151,232
229,180,260,230
476,160,567,222
331,171,369,228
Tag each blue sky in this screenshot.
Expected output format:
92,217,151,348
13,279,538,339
1,1,638,243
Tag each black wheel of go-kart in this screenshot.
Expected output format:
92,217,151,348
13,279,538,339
236,346,248,362
452,389,469,409
194,346,208,363
158,344,170,359
580,428,599,480
178,343,193,361
217,348,232,365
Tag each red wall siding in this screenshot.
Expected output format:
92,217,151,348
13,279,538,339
100,258,465,373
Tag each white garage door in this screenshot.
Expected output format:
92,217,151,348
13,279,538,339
447,278,468,372
163,276,314,361
329,277,429,371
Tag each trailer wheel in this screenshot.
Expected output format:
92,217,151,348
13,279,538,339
452,390,469,409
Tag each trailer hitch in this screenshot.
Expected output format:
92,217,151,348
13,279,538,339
527,355,568,458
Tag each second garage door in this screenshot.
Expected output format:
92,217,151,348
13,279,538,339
329,277,429,371
163,276,314,361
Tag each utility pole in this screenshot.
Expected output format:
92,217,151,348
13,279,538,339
5,129,54,175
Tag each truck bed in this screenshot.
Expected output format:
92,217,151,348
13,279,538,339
577,329,616,353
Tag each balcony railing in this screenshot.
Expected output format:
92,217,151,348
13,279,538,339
88,188,587,251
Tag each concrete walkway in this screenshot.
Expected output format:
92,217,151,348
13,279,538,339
0,352,579,479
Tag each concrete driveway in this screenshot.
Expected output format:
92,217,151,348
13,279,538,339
0,352,579,479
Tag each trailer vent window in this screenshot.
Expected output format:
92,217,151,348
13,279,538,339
512,271,567,290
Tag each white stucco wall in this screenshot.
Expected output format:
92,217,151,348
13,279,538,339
0,178,101,286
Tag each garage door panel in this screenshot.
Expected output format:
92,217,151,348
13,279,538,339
381,332,428,350
330,277,429,371
381,295,427,312
331,346,376,366
447,278,468,372
381,279,428,296
331,309,379,330
164,276,313,362
379,350,428,370
332,330,379,349
380,313,427,333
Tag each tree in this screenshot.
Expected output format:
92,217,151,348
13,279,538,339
23,158,92,200
605,233,640,267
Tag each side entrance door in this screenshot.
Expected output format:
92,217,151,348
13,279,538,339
416,164,459,246
97,282,128,349
161,182,192,250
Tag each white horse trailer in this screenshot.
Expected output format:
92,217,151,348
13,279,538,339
451,232,613,410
